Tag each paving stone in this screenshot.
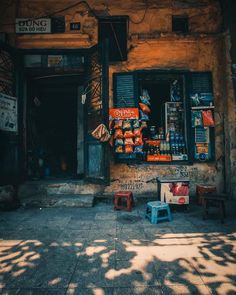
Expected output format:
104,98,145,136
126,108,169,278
206,283,236,295
116,227,146,241
115,240,150,261
161,284,211,294
113,286,163,295
70,258,115,288
95,213,117,221
67,287,113,295
113,259,160,288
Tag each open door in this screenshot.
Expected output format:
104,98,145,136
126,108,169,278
0,42,20,185
84,41,110,184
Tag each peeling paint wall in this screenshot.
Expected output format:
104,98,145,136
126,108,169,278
0,0,235,198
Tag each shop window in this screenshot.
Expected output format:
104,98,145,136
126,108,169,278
172,16,189,34
110,72,189,163
98,16,128,62
189,72,215,162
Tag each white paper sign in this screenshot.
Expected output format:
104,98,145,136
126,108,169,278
16,18,51,34
0,93,17,132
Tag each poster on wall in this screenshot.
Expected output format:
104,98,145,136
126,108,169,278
0,92,18,132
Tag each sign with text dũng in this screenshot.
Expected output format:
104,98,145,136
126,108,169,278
109,108,139,120
16,18,51,34
0,92,17,132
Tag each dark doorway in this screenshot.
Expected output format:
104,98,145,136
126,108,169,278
27,77,78,179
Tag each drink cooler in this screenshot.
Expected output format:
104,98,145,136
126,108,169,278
157,177,190,205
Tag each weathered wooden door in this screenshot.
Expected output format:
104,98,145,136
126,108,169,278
84,41,110,184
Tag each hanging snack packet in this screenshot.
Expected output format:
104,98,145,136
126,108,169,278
125,145,133,154
192,111,203,127
123,130,134,138
202,110,214,127
115,146,123,153
139,110,149,121
142,89,151,100
115,138,124,146
140,121,148,129
124,138,134,145
134,137,143,146
139,103,151,114
123,120,132,130
133,119,140,128
134,145,144,154
114,129,123,139
133,128,141,137
109,134,114,147
114,119,123,129
140,96,151,106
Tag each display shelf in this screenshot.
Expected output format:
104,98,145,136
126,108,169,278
191,106,215,110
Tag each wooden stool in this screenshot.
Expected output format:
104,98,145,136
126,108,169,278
114,191,134,212
202,194,226,223
196,184,217,205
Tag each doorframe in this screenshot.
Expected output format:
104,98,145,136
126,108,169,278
18,47,91,181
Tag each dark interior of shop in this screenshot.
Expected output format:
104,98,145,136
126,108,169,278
27,78,77,179
141,81,170,131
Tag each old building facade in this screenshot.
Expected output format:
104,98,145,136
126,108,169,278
0,0,235,203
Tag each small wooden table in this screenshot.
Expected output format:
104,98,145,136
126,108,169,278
202,194,226,223
196,184,217,205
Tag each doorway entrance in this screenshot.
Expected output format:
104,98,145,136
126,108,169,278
26,76,81,179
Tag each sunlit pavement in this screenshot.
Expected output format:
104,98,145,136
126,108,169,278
0,199,236,295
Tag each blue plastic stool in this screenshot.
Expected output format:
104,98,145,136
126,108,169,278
145,201,172,224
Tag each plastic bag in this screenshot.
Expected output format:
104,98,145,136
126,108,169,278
115,146,123,153
202,110,214,127
123,120,132,130
114,119,123,129
115,138,124,146
140,96,151,106
124,138,134,145
134,145,144,154
139,103,151,114
140,121,148,129
139,110,149,121
91,124,111,142
114,129,123,139
134,137,143,146
133,128,141,137
123,130,134,138
125,145,133,153
133,120,140,128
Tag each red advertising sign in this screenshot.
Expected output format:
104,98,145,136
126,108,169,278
109,108,139,120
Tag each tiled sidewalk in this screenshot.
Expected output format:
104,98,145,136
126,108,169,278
0,199,236,294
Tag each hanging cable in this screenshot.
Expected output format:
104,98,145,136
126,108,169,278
129,0,149,24
0,0,99,26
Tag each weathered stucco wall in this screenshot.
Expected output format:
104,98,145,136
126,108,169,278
0,0,235,197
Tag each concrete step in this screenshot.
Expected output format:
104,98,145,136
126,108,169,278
18,180,104,199
20,194,94,208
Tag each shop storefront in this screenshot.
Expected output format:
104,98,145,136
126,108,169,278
0,0,236,201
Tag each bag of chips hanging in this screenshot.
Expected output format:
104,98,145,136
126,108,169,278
134,137,143,146
134,145,144,154
202,110,214,127
123,120,132,130
115,146,123,153
139,103,151,114
123,130,134,138
125,145,133,153
133,128,141,137
140,96,151,106
133,119,140,128
115,138,124,146
91,124,111,142
140,121,148,130
139,110,149,121
114,129,123,139
124,138,134,145
114,119,123,129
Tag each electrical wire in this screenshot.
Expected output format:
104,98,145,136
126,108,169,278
129,0,149,24
0,0,99,26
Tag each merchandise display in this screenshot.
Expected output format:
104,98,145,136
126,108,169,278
109,86,189,162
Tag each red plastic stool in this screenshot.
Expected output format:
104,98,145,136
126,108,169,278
114,191,134,212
